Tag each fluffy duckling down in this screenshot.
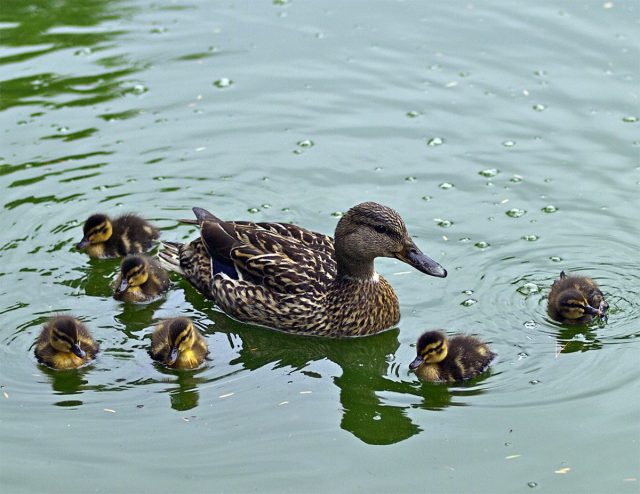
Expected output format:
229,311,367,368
149,317,208,369
409,330,495,383
113,255,170,303
547,271,608,325
35,315,99,369
77,213,159,259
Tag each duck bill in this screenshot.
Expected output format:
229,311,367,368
584,305,601,317
167,347,179,366
409,356,424,371
76,238,90,250
71,344,86,359
395,241,447,278
116,279,129,294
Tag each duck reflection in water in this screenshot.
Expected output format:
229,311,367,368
224,318,489,445
38,365,91,408
152,365,209,412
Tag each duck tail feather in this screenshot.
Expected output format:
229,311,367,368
193,207,222,225
158,241,184,275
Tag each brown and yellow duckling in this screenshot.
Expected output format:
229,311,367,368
409,330,495,383
113,255,170,303
34,315,99,369
76,213,159,259
149,317,208,369
547,271,608,325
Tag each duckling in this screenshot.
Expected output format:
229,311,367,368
35,315,99,369
76,213,159,259
113,255,170,303
547,271,608,324
409,330,495,383
149,317,208,369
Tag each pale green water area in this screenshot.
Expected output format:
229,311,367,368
1,0,639,492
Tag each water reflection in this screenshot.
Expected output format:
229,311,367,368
199,309,487,445
551,322,605,355
113,299,167,331
59,258,119,298
169,279,497,444
37,364,91,407
153,365,209,412
228,324,419,444
0,0,141,112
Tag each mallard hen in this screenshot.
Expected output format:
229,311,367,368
160,202,447,337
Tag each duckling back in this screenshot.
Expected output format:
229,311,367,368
443,335,495,381
77,213,159,258
35,315,99,369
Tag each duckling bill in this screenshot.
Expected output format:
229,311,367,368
113,255,170,303
35,315,99,369
410,330,495,383
77,213,159,258
149,318,208,369
547,271,608,325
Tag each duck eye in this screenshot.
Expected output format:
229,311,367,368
374,224,389,235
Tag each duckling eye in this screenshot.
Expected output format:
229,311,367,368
373,224,389,235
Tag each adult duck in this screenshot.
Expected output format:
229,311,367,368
160,202,447,337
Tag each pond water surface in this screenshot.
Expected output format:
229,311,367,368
1,1,639,493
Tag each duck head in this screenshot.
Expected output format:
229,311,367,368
76,214,113,250
116,255,150,294
49,316,86,359
166,318,196,366
409,330,449,371
334,202,447,280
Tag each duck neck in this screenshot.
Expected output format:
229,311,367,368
335,252,376,281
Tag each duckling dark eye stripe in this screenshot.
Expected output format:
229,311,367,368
422,342,443,355
53,330,75,345
128,267,143,276
175,331,190,347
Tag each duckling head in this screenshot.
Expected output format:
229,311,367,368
409,330,448,370
76,214,113,250
555,288,602,321
334,202,447,279
167,318,196,366
49,316,86,359
116,255,149,294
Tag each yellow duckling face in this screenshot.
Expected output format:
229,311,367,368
116,255,149,294
167,318,196,366
49,317,86,359
76,214,113,249
555,289,602,321
409,330,449,370
335,202,447,278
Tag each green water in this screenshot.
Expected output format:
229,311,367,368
1,0,639,492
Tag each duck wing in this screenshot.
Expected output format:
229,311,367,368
200,219,336,295
193,207,334,255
